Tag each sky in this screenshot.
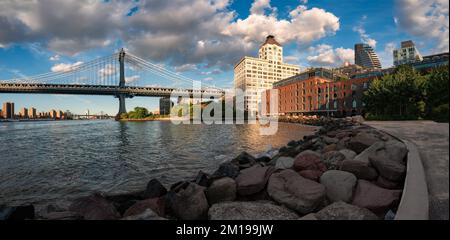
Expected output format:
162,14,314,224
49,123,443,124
0,0,448,115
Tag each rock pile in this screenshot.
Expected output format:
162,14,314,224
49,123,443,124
1,118,408,220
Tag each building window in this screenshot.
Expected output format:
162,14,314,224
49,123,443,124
352,99,357,108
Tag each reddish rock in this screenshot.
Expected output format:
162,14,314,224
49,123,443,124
123,197,165,217
166,183,209,220
235,165,275,196
352,180,402,215
69,193,121,220
293,150,326,172
298,170,324,182
267,169,325,214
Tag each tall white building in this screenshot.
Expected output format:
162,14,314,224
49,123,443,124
393,40,423,66
234,35,300,114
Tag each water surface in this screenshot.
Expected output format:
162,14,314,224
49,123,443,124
0,120,316,208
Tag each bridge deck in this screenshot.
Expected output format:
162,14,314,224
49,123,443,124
0,83,224,98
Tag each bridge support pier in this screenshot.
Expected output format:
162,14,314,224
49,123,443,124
115,94,127,120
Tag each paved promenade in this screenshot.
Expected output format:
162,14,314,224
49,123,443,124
365,121,449,220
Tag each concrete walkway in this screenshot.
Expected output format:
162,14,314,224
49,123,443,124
365,121,449,220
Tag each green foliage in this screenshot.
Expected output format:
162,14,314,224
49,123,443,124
363,64,448,121
430,103,449,122
425,66,449,120
125,107,151,119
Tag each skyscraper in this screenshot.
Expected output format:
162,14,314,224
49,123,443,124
20,107,28,118
2,102,15,119
28,108,37,119
234,35,300,114
393,40,423,66
354,43,382,69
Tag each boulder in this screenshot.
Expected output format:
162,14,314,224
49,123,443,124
206,177,236,204
315,201,378,220
143,179,167,199
208,201,298,220
323,136,339,144
0,205,35,220
376,176,402,190
322,144,337,153
123,197,165,217
352,180,402,215
166,183,209,220
69,193,121,220
336,131,351,139
320,170,357,203
231,151,257,169
193,171,212,187
298,170,324,182
105,191,144,214
267,169,326,214
385,140,408,163
212,162,240,179
347,132,380,153
336,137,350,150
293,150,326,172
122,209,167,220
339,141,384,180
275,156,295,169
369,150,406,182
235,165,275,196
321,151,346,170
339,160,378,180
339,149,357,160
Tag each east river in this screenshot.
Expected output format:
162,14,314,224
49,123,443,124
0,120,316,209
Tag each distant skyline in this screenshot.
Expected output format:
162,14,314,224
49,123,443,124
1,0,448,115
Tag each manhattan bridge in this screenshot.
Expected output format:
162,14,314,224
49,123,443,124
0,49,225,117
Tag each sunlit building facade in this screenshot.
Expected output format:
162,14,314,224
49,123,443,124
234,35,300,114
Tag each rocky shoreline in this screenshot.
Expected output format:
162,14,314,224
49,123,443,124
0,117,408,220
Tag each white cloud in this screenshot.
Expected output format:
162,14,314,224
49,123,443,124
98,64,116,77
307,44,354,67
51,61,83,73
0,0,341,69
203,77,214,81
353,25,377,48
377,42,396,68
125,75,140,83
174,64,197,72
49,55,60,61
223,6,340,46
395,0,449,53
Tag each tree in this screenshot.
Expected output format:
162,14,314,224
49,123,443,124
425,66,449,122
363,65,426,119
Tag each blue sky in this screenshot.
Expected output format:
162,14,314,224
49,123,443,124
0,0,448,115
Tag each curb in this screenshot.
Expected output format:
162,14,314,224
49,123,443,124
394,140,429,220
364,125,429,220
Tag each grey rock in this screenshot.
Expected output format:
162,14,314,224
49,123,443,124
267,169,325,214
339,149,357,160
321,151,346,170
212,162,240,179
208,201,298,220
315,201,378,220
144,179,167,199
323,136,339,144
206,177,236,204
275,156,295,169
320,170,357,203
347,132,381,153
340,160,379,180
369,150,406,182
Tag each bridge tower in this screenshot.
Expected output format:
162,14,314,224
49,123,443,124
116,48,130,119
